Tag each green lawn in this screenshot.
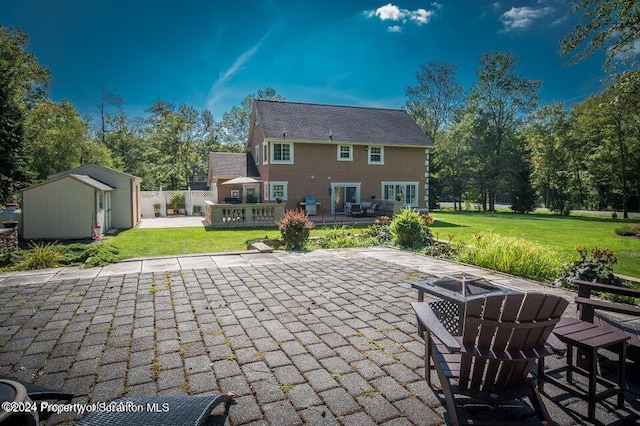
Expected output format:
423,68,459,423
106,227,281,259
105,211,640,279
429,211,640,278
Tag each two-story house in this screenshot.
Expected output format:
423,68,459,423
210,99,433,214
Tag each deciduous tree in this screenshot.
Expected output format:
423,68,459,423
220,87,284,148
24,100,93,179
468,52,541,211
406,61,464,143
561,0,640,71
0,25,49,203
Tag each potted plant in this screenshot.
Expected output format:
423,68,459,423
275,196,282,203
395,192,403,202
153,203,161,217
192,205,202,216
169,193,186,215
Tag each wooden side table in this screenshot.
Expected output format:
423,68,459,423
540,317,629,420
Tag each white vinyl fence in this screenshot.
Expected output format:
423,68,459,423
141,188,217,218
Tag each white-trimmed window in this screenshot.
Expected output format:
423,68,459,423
262,142,269,164
272,143,293,163
194,175,206,183
368,146,384,164
337,145,353,161
255,145,260,165
382,182,418,206
270,181,288,200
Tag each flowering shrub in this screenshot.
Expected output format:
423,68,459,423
277,209,315,250
364,216,392,244
389,208,434,248
554,245,623,288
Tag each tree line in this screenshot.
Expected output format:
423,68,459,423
406,0,640,218
407,55,640,218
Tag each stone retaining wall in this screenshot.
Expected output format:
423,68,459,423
0,228,18,254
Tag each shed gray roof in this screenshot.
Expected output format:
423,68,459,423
21,174,114,192
253,100,433,147
48,163,141,181
209,152,260,179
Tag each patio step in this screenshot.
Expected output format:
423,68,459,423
249,242,274,253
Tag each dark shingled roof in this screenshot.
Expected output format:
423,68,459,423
254,99,433,147
209,152,260,179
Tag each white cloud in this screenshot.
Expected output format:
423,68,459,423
365,3,435,29
370,3,404,21
387,25,403,33
500,6,554,31
410,9,434,25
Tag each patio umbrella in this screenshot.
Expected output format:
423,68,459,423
222,176,262,185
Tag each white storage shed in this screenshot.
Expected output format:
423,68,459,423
21,174,114,240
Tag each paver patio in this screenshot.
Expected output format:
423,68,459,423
1,247,638,425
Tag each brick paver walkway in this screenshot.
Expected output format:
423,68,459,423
1,247,638,425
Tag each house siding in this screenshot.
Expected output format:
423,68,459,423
22,177,96,239
251,139,428,212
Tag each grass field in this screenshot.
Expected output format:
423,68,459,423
106,227,281,259
105,211,640,278
429,211,640,278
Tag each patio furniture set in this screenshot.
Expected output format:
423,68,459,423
411,273,639,425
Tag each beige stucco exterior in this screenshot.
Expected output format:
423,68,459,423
21,176,110,240
247,116,430,213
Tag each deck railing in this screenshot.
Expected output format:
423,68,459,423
205,201,285,227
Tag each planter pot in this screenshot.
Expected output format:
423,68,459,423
2,221,18,229
154,212,160,217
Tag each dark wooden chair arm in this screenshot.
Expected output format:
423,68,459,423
575,296,640,317
574,279,640,299
411,302,461,352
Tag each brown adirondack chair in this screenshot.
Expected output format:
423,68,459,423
412,293,568,426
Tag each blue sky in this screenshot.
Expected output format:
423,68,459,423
3,0,608,121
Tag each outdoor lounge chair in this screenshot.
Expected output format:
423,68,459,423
0,374,73,403
412,293,568,426
349,203,364,217
0,374,73,420
75,393,237,426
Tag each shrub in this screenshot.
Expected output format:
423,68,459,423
615,224,640,237
169,192,185,208
14,241,67,270
310,226,377,249
389,208,434,248
363,216,392,244
554,245,623,288
83,244,120,267
277,209,314,250
455,232,567,283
